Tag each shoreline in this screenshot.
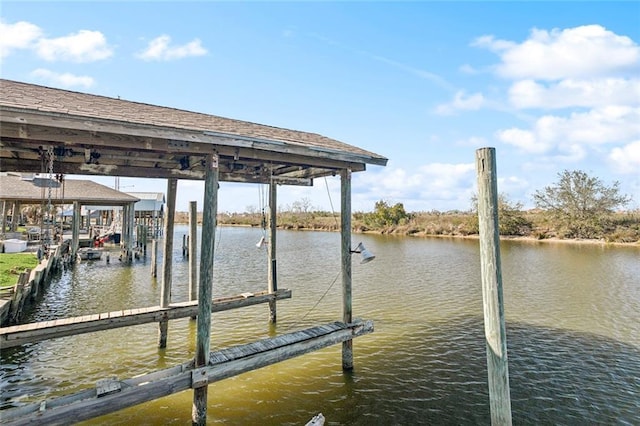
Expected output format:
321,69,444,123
205,222,639,248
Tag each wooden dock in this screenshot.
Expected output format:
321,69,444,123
0,289,291,348
0,319,374,425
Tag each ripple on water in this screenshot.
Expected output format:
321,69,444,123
1,230,639,425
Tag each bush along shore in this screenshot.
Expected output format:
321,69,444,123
175,206,640,245
177,170,640,245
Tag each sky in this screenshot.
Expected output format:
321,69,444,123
1,1,639,213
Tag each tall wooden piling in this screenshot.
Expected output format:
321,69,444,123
151,239,158,278
189,201,198,306
340,169,353,371
267,180,278,323
192,154,218,425
159,178,177,348
72,201,80,257
476,147,512,425
0,201,6,235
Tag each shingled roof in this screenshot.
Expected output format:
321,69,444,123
0,79,387,185
0,173,139,205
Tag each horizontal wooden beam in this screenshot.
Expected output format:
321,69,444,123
0,157,314,185
1,320,374,425
1,110,386,167
0,289,292,348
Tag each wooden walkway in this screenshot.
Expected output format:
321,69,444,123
0,289,291,348
1,319,374,425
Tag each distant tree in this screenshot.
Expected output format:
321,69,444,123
471,193,532,236
290,197,313,214
364,200,410,227
533,170,631,238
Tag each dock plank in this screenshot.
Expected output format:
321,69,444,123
0,289,292,348
0,320,373,426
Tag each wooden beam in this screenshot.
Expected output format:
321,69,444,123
1,113,385,167
189,201,198,305
340,169,353,371
476,147,512,425
0,156,315,184
268,179,277,323
193,153,218,425
0,320,373,426
161,179,177,309
0,290,292,348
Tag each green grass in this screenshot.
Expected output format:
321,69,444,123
0,253,39,288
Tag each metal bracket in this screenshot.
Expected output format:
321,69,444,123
191,368,208,389
168,140,189,149
96,377,122,397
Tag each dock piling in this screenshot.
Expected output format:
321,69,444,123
476,147,512,425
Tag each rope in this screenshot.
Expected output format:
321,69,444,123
287,176,342,330
324,177,339,229
287,270,341,331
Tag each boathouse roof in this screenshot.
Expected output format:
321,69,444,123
85,192,165,213
0,79,387,184
0,173,139,206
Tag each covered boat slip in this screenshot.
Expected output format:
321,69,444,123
0,289,293,349
1,320,373,426
0,79,387,423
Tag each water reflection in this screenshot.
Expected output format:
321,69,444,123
1,228,638,425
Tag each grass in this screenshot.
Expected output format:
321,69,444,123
0,253,39,288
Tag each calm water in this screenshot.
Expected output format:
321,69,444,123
1,226,639,425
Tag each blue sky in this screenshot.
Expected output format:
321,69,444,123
1,1,639,213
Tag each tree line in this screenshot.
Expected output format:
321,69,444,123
210,169,639,243
356,170,637,242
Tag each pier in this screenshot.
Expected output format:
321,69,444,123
0,79,387,423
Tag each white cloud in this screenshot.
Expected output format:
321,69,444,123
0,20,43,57
497,106,640,158
435,91,485,115
137,35,207,61
475,25,640,80
30,68,95,88
496,127,546,153
609,140,640,174
509,78,640,109
36,30,113,62
354,163,477,211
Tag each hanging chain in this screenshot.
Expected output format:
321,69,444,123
45,146,54,248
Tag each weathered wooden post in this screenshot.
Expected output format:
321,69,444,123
182,234,188,257
72,201,80,258
476,147,512,425
192,153,218,425
159,178,177,348
11,201,20,232
128,202,135,262
151,239,158,278
267,180,278,323
340,169,353,370
189,201,198,307
0,201,6,235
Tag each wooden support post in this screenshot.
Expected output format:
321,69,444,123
267,180,278,323
128,202,135,262
11,201,20,232
192,153,218,426
159,178,177,348
151,239,158,278
476,147,512,425
189,201,198,307
72,201,80,258
0,201,6,235
121,205,127,259
182,234,187,257
340,169,353,371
